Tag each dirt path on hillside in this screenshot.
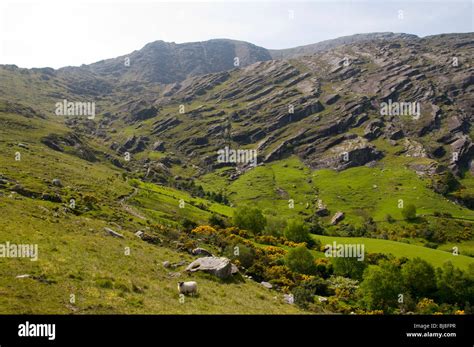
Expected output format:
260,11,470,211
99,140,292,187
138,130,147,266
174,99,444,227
119,187,146,220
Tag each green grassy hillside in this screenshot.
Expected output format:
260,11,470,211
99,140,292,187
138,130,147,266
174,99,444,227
198,156,474,225
313,235,474,271
0,110,302,314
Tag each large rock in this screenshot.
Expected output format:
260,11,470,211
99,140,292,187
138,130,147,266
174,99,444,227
363,119,383,140
310,137,383,171
129,106,158,122
41,192,62,203
52,178,63,187
315,207,330,217
186,257,233,279
191,248,213,257
118,135,149,154
449,135,474,174
324,93,340,105
104,227,124,239
330,211,345,225
152,140,165,151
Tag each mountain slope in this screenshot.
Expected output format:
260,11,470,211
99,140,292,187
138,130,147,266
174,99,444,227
0,32,473,314
77,39,272,84
0,109,302,314
269,32,419,59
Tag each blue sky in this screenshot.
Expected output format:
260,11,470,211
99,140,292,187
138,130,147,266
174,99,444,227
0,0,472,68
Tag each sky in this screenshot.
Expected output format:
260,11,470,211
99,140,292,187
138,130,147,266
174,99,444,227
0,0,472,69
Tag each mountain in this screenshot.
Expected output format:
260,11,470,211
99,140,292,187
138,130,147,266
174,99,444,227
0,32,473,315
73,39,272,84
268,32,419,59
60,33,419,83
97,33,473,175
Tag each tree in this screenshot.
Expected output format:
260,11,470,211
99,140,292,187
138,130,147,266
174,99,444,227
284,219,312,244
359,261,404,312
264,215,287,237
333,257,367,281
233,206,266,235
401,203,417,221
401,258,437,299
432,172,460,195
436,261,471,305
286,246,315,275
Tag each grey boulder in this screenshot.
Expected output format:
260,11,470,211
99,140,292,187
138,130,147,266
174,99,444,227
186,256,233,279
330,211,345,225
104,227,124,239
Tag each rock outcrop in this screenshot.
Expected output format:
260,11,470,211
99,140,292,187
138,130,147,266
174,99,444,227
186,257,235,279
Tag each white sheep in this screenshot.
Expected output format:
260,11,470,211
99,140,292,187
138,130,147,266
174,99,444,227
178,281,198,296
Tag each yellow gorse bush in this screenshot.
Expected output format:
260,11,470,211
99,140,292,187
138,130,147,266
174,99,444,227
191,225,217,236
263,246,287,255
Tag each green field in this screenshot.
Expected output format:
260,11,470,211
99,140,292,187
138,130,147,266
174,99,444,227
199,156,474,227
313,235,474,270
130,180,233,226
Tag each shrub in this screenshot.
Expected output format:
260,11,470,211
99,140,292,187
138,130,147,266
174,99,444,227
365,253,391,265
225,243,256,269
299,276,331,296
181,218,197,231
416,298,440,314
83,194,99,210
435,261,472,305
246,260,267,282
432,171,460,195
264,216,287,237
224,227,250,238
208,214,226,228
182,239,197,252
233,206,266,235
96,278,114,289
286,246,315,275
401,258,437,299
264,265,295,288
401,204,417,221
333,257,367,281
191,225,217,236
328,276,359,299
284,220,312,244
262,246,287,262
306,215,325,235
314,258,334,278
283,240,305,248
292,286,315,308
255,235,280,246
426,222,448,243
424,242,438,249
359,261,404,312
